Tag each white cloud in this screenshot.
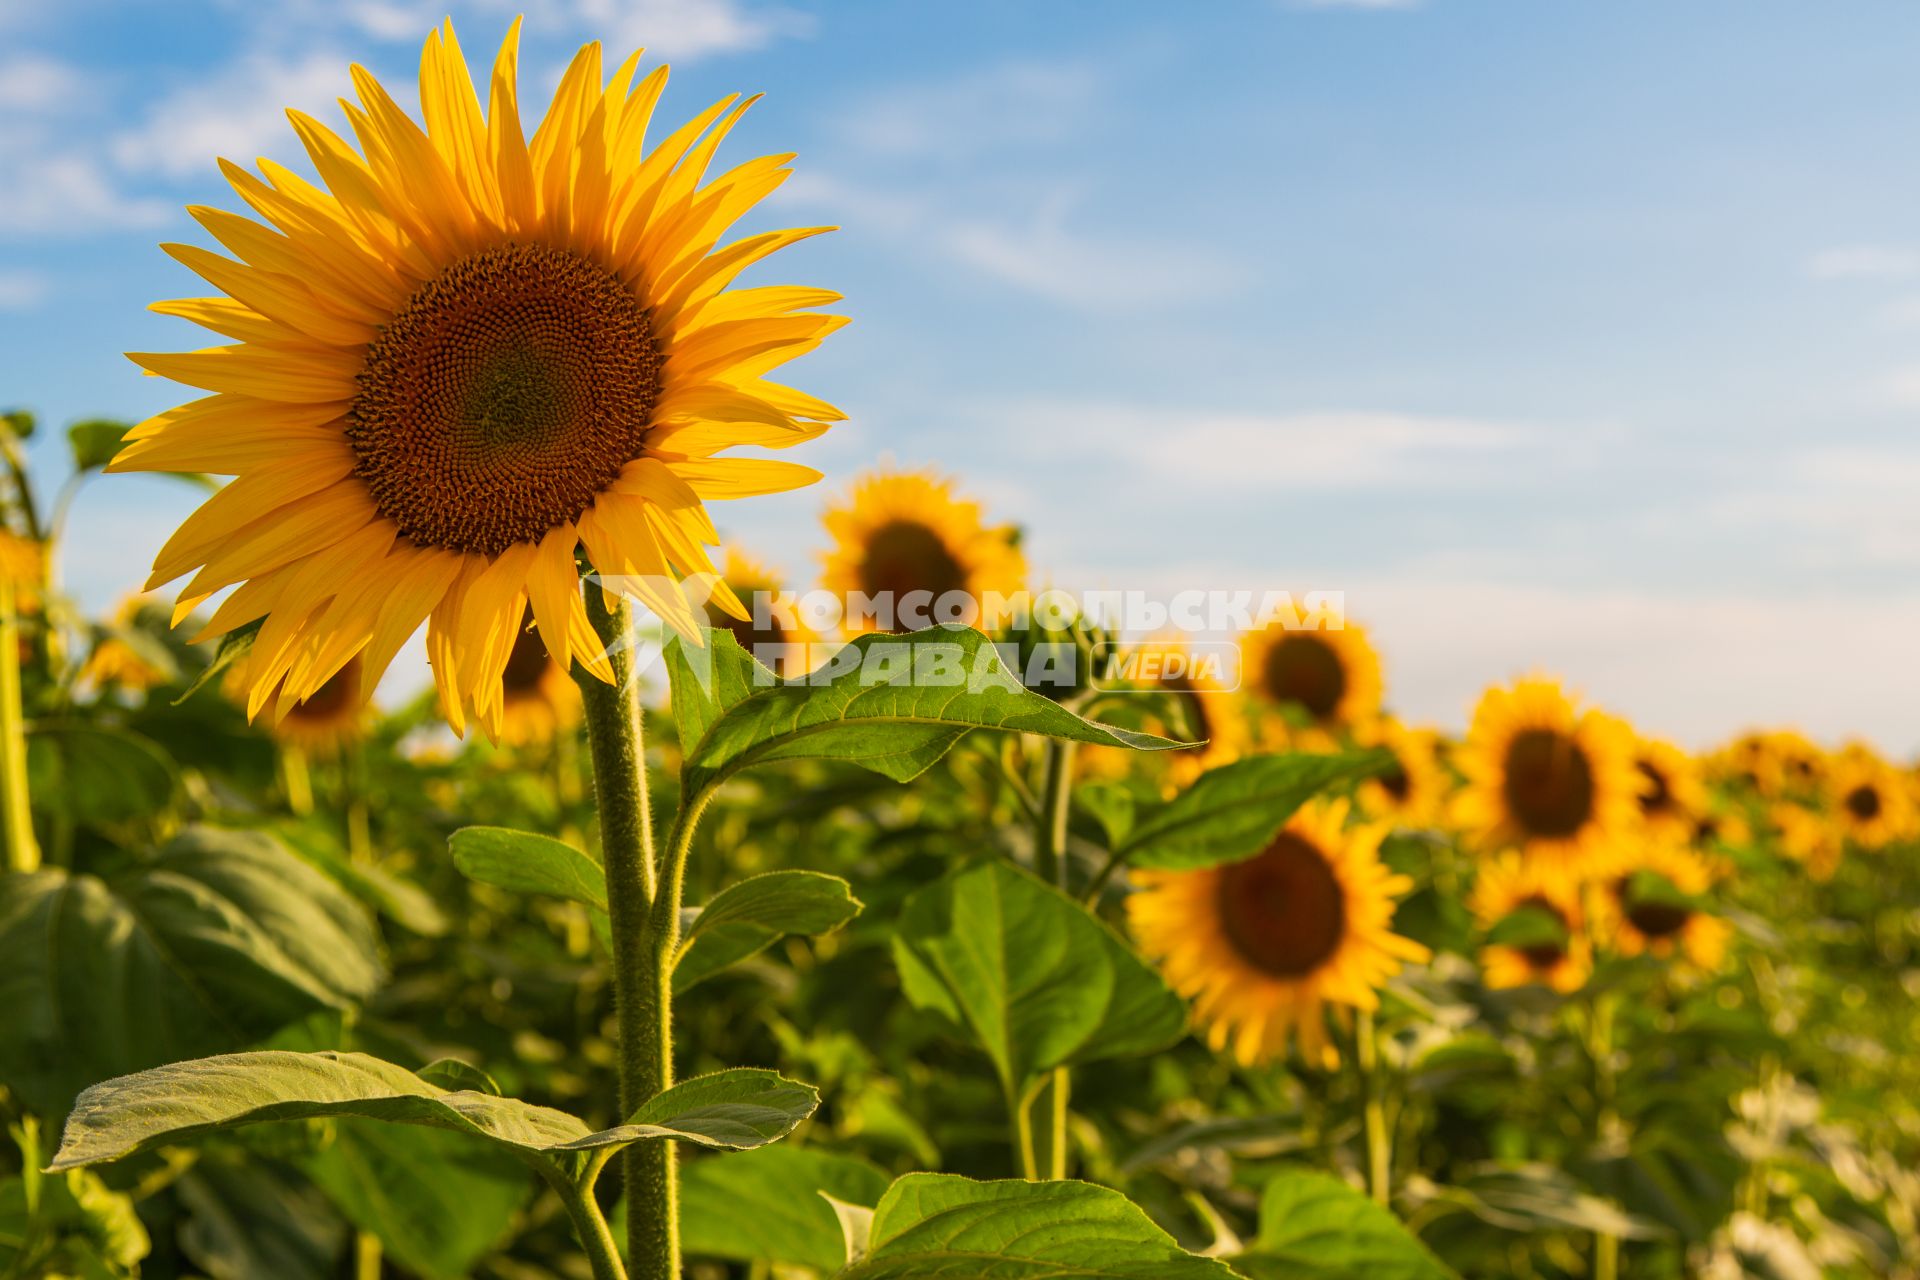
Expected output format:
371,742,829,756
834,58,1101,156
942,214,1239,309
0,271,49,310
1806,245,1920,281
976,400,1595,490
1874,364,1920,408
0,137,170,234
1702,446,1920,568
251,0,812,60
111,51,354,180
0,54,84,111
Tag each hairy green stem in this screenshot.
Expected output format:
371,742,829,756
1587,991,1620,1280
1021,739,1077,1179
576,591,675,1280
549,1171,629,1280
1357,1009,1390,1207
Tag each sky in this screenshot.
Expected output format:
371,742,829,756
3,0,1920,751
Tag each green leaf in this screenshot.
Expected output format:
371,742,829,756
172,619,262,706
667,626,1184,799
0,826,384,1116
417,1059,501,1095
67,419,130,472
51,1053,818,1182
301,1120,530,1280
891,860,1187,1095
1484,904,1568,951
676,870,863,991
26,721,179,827
448,825,609,947
1075,780,1137,849
1122,750,1390,870
1233,1167,1455,1280
679,1146,891,1273
175,1161,345,1280
841,1173,1238,1279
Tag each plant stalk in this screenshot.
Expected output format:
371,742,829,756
576,590,675,1280
550,1171,630,1280
1356,1009,1391,1207
1587,990,1620,1280
0,571,38,872
1022,739,1077,1179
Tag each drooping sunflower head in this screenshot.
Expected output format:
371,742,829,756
259,655,370,755
706,545,816,676
111,21,844,742
1453,677,1642,876
1470,855,1591,994
1079,634,1246,787
488,609,580,746
819,469,1025,635
1239,612,1382,731
1351,716,1446,828
79,593,176,695
1632,736,1708,841
1126,799,1430,1069
1593,839,1731,971
1825,744,1916,851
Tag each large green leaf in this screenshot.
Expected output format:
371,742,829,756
67,418,131,472
0,826,383,1115
840,1174,1237,1279
448,826,608,912
679,1145,891,1274
1233,1167,1456,1280
26,721,180,828
301,1120,530,1280
676,870,863,991
667,626,1182,798
1122,750,1390,870
52,1054,818,1182
891,860,1187,1095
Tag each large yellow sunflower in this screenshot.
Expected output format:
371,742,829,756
819,469,1025,635
1592,840,1732,971
110,21,844,742
1453,678,1641,877
1238,611,1382,732
1632,735,1709,843
1352,716,1446,828
1126,800,1429,1069
1825,744,1916,851
1470,855,1591,994
706,545,817,676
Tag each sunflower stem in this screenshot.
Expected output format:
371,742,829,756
1357,1008,1391,1207
1022,739,1077,1179
575,590,676,1280
1586,990,1620,1280
0,572,38,873
547,1169,630,1280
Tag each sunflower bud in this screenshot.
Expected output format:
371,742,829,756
999,593,1109,702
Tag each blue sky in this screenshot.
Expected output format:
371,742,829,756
4,0,1920,749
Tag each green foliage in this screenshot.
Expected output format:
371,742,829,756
65,419,131,472
891,859,1186,1096
1233,1167,1455,1279
678,869,863,991
1121,749,1391,869
679,1145,892,1272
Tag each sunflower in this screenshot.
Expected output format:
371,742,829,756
1352,716,1446,828
1126,799,1430,1068
1080,634,1246,786
1632,736,1708,842
1691,806,1752,854
0,530,47,615
489,610,580,746
1239,611,1382,731
1453,678,1641,877
1708,731,1787,797
1470,855,1591,994
819,469,1024,635
79,593,176,694
1769,801,1841,882
1825,745,1916,851
261,655,370,754
1593,840,1731,970
706,545,817,676
109,21,844,742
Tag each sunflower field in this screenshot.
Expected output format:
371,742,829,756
4,19,1920,1280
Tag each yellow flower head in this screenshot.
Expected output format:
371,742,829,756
1593,840,1732,971
819,468,1025,636
706,545,818,677
1470,855,1592,994
1632,735,1709,842
1826,743,1916,852
1079,634,1246,788
79,593,174,694
1352,716,1446,828
112,21,844,742
260,655,371,755
0,530,48,615
1454,677,1642,877
1769,801,1841,882
1126,799,1430,1069
1239,609,1382,731
489,610,581,747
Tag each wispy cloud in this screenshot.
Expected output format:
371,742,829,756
0,271,50,311
1805,244,1920,281
941,208,1240,309
832,58,1102,156
111,51,355,180
0,54,84,111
